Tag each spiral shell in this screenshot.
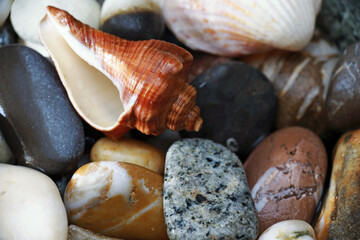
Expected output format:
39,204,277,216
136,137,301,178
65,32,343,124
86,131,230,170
159,0,322,56
38,6,202,140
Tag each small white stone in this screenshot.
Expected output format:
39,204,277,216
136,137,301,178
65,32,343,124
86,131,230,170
0,164,68,240
259,220,315,240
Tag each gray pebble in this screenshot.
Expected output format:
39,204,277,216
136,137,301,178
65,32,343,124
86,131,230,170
164,138,258,240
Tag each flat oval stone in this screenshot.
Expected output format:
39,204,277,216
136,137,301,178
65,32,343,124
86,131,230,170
181,61,277,158
164,138,258,240
325,42,360,132
0,45,85,175
0,163,68,240
64,161,168,240
244,127,327,235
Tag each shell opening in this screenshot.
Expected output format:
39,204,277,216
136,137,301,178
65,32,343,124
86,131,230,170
38,14,124,130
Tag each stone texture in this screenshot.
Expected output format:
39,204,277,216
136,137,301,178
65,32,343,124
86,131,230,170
317,0,360,50
68,225,122,240
0,163,68,240
181,61,277,158
0,45,85,175
164,138,258,240
244,127,327,236
325,42,360,132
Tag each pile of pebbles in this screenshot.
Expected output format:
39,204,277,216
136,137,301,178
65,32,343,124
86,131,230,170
1,0,360,239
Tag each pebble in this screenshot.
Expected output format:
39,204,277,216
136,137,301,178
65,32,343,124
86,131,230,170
0,18,17,47
0,130,14,163
314,130,360,239
0,0,12,27
244,127,327,235
64,161,168,240
0,163,68,240
164,138,258,240
259,220,315,240
100,0,164,40
325,42,360,132
90,137,165,174
0,45,85,175
181,61,277,158
68,225,122,240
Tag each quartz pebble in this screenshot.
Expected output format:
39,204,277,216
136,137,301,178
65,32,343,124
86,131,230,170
164,138,258,240
0,45,85,175
314,130,360,239
325,42,360,132
0,164,68,240
68,225,122,240
91,137,165,174
259,220,315,240
0,130,14,163
64,161,168,240
244,127,327,235
181,61,277,158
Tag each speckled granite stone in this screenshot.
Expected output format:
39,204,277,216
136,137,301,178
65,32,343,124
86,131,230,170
164,138,258,240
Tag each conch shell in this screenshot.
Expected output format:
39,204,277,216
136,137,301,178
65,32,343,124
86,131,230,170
38,6,202,140
158,0,322,56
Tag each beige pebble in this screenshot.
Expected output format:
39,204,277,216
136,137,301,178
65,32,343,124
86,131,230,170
259,220,315,240
64,161,168,240
91,137,165,174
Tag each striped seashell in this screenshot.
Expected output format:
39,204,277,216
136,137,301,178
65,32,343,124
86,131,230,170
158,0,322,56
38,6,202,140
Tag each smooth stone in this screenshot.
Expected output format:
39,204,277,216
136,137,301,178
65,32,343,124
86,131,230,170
317,0,360,49
180,61,277,158
164,138,258,240
0,130,14,163
0,0,12,27
0,18,17,47
259,220,315,240
68,225,122,240
244,127,327,235
101,11,164,40
0,163,68,240
314,130,360,239
325,42,360,132
64,161,168,240
0,45,85,175
90,137,165,174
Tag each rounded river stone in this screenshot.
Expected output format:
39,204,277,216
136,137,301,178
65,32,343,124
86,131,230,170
325,42,360,132
101,11,164,40
0,45,85,175
181,61,277,158
164,138,258,240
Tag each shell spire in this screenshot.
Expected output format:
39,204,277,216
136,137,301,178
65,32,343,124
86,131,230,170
40,6,202,139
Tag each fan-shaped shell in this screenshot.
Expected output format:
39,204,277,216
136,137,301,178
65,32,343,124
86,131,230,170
38,6,202,140
158,0,322,56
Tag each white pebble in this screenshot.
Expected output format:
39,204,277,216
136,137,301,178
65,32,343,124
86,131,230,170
259,220,315,240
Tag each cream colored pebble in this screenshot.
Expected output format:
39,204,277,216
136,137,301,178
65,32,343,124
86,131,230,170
90,137,165,174
259,220,315,240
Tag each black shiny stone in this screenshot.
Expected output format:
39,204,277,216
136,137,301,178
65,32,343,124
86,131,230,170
101,11,164,40
181,61,277,159
0,45,85,175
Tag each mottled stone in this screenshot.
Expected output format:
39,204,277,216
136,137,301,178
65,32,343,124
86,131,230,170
164,138,258,240
317,0,360,49
0,164,68,240
0,45,85,175
181,61,277,158
325,42,360,132
314,130,360,239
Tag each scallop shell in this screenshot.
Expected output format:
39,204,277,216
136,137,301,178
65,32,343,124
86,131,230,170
38,6,202,140
158,0,322,56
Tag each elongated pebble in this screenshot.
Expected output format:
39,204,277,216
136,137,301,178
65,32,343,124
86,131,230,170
164,138,258,240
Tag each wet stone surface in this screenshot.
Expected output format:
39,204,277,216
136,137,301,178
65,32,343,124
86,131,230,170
0,45,85,175
164,138,258,240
